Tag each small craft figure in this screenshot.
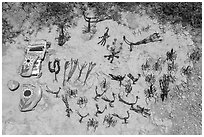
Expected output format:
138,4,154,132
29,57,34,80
62,94,73,117
104,47,120,63
98,27,110,46
101,92,116,107
130,105,151,118
87,118,99,132
112,111,130,124
109,74,125,86
76,111,89,123
83,62,96,85
95,104,107,117
48,58,60,82
77,96,88,108
103,114,117,128
123,33,162,52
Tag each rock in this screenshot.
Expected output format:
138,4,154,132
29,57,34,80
7,80,20,91
81,33,93,41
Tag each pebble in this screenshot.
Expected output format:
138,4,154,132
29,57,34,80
7,80,20,91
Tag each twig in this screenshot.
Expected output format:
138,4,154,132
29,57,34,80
112,111,130,124
118,94,139,106
130,105,151,118
95,104,107,117
83,62,96,85
45,85,61,98
76,62,87,81
109,74,125,86
61,94,73,117
93,86,106,101
76,111,89,123
63,61,70,86
101,92,116,107
67,58,78,82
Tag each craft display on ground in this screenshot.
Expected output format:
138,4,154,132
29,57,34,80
2,2,201,135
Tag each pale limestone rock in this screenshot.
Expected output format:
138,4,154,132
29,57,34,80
7,80,20,91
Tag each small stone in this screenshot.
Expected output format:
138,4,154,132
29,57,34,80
81,33,93,41
7,80,20,91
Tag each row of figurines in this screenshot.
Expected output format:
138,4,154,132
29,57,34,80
7,61,191,133
8,67,147,112
18,30,175,80
18,69,175,112
13,80,151,132
9,50,192,112
13,50,191,113
7,71,139,112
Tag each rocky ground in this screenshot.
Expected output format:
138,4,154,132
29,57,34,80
2,3,202,135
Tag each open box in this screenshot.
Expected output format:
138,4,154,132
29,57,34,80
19,39,51,77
